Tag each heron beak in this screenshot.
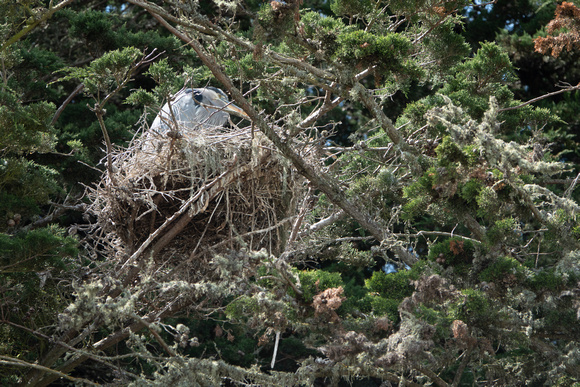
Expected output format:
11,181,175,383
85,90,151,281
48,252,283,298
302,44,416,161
223,103,250,120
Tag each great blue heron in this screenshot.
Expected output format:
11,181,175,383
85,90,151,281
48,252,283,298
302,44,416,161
150,87,249,133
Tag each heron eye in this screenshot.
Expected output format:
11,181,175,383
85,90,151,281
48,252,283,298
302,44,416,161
217,93,228,102
193,91,203,103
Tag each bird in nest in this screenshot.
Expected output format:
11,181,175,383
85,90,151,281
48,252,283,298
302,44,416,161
150,87,250,135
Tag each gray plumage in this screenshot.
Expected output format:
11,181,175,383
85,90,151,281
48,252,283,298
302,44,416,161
151,87,248,133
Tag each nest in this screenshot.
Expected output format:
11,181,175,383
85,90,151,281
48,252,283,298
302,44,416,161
88,123,302,278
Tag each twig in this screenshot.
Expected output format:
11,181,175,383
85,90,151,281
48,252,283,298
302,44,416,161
286,188,313,248
1,57,7,92
0,356,100,386
535,234,543,269
145,11,395,246
352,82,403,145
414,230,482,244
23,203,86,231
498,83,580,112
89,49,161,187
298,210,346,238
51,84,85,125
119,160,240,271
210,216,296,251
451,347,473,387
0,0,77,53
564,171,580,199
91,106,117,186
271,330,281,369
135,315,179,358
415,364,449,387
126,0,336,82
513,183,545,224
1,320,138,378
299,93,343,129
324,145,395,153
413,14,451,44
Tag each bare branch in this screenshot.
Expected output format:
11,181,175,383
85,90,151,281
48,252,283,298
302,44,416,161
0,356,100,387
298,210,346,238
0,0,77,53
51,83,85,125
498,83,580,112
144,10,396,245
352,82,404,145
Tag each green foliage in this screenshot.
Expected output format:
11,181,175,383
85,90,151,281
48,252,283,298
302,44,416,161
421,18,471,72
459,178,483,204
236,53,269,81
365,270,414,300
479,256,524,283
475,186,501,219
334,30,416,75
368,295,400,323
456,42,516,84
415,305,453,338
225,296,260,321
337,242,374,267
125,88,156,106
59,47,143,96
256,2,297,43
67,9,117,52
526,269,565,292
299,11,351,59
17,46,64,95
486,218,519,246
450,289,492,325
330,0,372,17
435,135,465,166
0,225,77,271
0,90,56,155
65,8,181,55
363,270,415,324
346,166,402,221
214,335,257,367
145,58,183,94
428,237,475,267
0,158,60,226
298,270,342,301
401,168,436,219
0,226,78,372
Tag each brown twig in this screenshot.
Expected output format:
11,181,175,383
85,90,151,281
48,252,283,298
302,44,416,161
0,356,100,387
146,13,385,240
498,83,580,112
0,0,77,54
415,364,449,387
23,203,86,231
135,315,179,358
451,347,473,387
89,49,162,187
51,84,85,125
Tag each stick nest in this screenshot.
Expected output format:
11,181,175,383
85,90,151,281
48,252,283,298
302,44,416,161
88,124,302,275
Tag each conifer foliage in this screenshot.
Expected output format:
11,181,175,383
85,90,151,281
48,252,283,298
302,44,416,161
1,1,580,386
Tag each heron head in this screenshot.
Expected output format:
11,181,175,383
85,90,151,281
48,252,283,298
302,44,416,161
201,87,250,120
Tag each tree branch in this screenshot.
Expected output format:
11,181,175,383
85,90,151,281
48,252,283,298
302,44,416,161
498,83,580,112
0,356,100,387
145,11,396,246
51,83,85,125
352,82,403,145
0,0,77,54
